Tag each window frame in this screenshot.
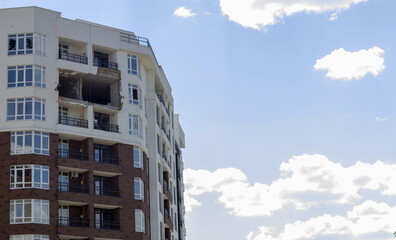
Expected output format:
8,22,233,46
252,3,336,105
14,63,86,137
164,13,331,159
127,54,138,75
11,131,49,155
7,97,46,121
10,235,49,240
10,165,49,189
129,114,141,136
8,33,46,56
7,65,46,88
128,84,140,105
135,209,145,233
10,199,49,224
133,146,144,169
134,177,144,201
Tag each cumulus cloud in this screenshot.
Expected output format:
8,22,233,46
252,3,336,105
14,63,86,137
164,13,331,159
248,201,396,240
184,154,396,217
219,0,368,30
314,47,385,81
173,6,196,18
375,117,388,122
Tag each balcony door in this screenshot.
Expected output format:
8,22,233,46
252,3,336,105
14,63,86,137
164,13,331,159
58,139,69,158
95,208,112,228
95,176,112,196
94,51,109,67
58,205,69,226
58,107,68,124
58,171,69,191
94,144,110,163
94,112,110,131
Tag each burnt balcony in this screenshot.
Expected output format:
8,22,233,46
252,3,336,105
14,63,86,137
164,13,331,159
93,58,118,70
94,121,119,133
59,115,88,128
95,220,120,230
59,50,88,64
58,149,88,161
58,182,89,194
58,217,89,228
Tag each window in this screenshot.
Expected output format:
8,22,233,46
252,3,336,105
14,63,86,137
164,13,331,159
135,209,145,233
10,165,49,189
11,131,49,155
7,98,46,121
59,44,68,53
157,135,161,154
134,177,144,201
128,84,140,105
8,65,46,88
134,146,144,169
129,114,141,136
8,33,46,56
10,235,49,240
158,163,162,183
159,192,162,212
128,54,138,75
10,199,49,224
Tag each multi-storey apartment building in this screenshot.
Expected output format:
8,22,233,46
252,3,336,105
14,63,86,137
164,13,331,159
0,6,186,240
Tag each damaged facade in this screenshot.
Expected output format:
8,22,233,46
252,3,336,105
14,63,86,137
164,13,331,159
0,6,186,240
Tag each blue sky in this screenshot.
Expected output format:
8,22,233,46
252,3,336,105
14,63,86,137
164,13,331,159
4,0,396,239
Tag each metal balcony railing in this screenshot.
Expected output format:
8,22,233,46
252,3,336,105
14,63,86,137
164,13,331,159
94,121,119,133
58,182,89,193
94,154,120,165
95,220,120,230
59,115,88,128
93,58,118,70
59,50,88,64
58,149,89,161
95,187,120,197
58,217,89,228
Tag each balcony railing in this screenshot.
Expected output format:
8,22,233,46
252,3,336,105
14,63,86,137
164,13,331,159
164,208,174,224
95,220,120,230
95,187,120,197
120,32,150,47
94,121,119,133
58,217,89,228
58,182,89,193
93,58,118,70
94,154,120,165
58,149,89,161
59,50,88,64
59,115,88,128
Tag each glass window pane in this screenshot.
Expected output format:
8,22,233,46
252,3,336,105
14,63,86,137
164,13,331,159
26,68,33,86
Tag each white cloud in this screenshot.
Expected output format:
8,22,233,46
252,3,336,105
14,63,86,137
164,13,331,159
173,6,196,18
219,0,368,30
329,12,338,21
375,116,388,122
314,47,385,81
248,201,396,240
184,154,396,217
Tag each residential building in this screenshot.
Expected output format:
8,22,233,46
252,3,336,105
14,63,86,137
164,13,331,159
0,6,186,240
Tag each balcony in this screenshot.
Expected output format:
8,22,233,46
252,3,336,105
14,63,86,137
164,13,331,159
58,149,88,161
164,208,174,230
58,182,89,194
95,220,120,230
59,115,88,128
163,181,173,203
59,50,88,64
95,186,120,197
94,154,120,165
94,121,119,133
93,58,118,70
58,217,89,228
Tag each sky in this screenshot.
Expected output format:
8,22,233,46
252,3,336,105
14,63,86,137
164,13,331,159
3,0,396,239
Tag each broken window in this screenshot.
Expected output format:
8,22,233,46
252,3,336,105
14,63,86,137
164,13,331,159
128,84,140,105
